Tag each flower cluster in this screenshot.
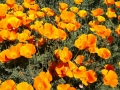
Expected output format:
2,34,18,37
0,0,120,90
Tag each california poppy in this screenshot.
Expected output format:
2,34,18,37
66,23,77,32
59,47,73,63
97,16,105,22
0,4,8,18
29,4,40,11
60,10,76,23
101,69,118,87
6,45,20,60
77,10,87,18
97,48,111,59
0,49,9,63
74,0,83,4
8,31,18,41
115,24,120,35
17,82,33,90
91,8,103,17
14,11,25,19
57,84,76,90
0,30,10,40
104,0,114,6
7,17,21,29
36,11,45,18
6,0,15,7
115,1,120,8
70,7,79,13
33,71,52,90
41,7,55,16
59,2,68,12
20,43,36,58
86,70,97,83
74,55,84,65
106,8,117,18
0,80,16,90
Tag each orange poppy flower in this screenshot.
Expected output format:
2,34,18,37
57,21,66,29
6,45,21,60
66,23,77,32
115,1,120,8
22,2,30,8
59,2,68,12
59,47,73,63
77,10,88,18
68,61,78,71
20,43,36,58
74,0,83,4
74,34,88,50
17,33,29,42
58,29,67,40
0,50,9,63
0,4,8,18
0,80,16,90
97,16,105,22
0,30,10,40
74,55,84,65
66,61,78,77
12,4,24,11
6,0,15,7
74,21,81,29
91,8,103,17
104,0,114,6
101,69,118,87
27,13,36,21
0,18,9,29
39,23,52,37
92,25,111,38
17,29,31,42
70,7,79,13
97,48,111,59
41,7,55,16
29,4,40,11
14,11,25,19
54,49,61,59
33,20,43,31
38,71,52,82
24,0,35,4
55,62,69,77
36,11,45,18
106,8,117,18
22,15,31,26
57,84,76,90
74,34,97,52
17,82,33,90
115,24,120,35
87,34,97,47
60,10,76,23
33,71,52,90
7,17,21,29
49,26,60,39
86,70,97,83
8,31,18,41
73,66,86,79
55,15,60,23
88,20,99,28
